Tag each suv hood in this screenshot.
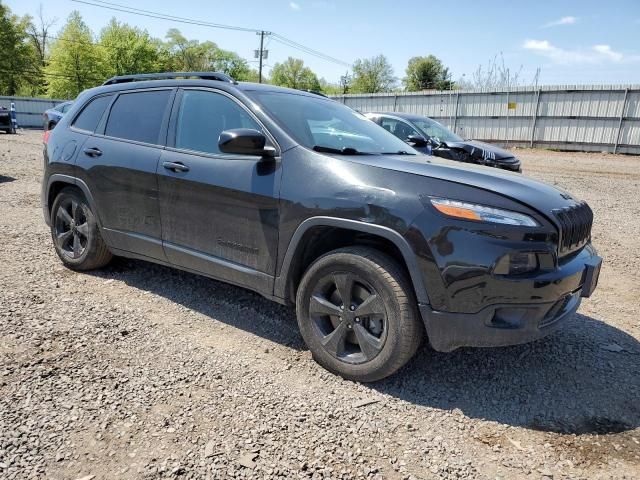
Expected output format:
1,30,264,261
354,154,578,216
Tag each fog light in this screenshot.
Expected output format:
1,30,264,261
494,252,538,275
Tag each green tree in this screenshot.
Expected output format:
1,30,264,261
242,68,261,83
318,78,343,95
210,48,251,80
99,18,159,77
350,55,395,93
161,29,251,80
164,29,217,71
46,11,103,98
404,55,453,91
0,3,38,96
269,57,320,91
24,5,57,95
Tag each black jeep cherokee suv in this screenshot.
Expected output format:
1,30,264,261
42,72,602,382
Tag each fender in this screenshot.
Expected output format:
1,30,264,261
274,216,430,305
43,174,102,228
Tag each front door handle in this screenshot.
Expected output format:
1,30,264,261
83,147,102,157
163,161,190,173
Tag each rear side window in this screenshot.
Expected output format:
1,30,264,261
105,90,171,145
73,95,112,132
175,90,261,155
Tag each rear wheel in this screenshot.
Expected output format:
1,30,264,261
296,246,423,382
50,187,112,270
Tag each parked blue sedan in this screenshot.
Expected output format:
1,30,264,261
43,101,73,130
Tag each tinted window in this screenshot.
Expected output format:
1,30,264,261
105,90,171,144
73,95,112,132
175,90,261,155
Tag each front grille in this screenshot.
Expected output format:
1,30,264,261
553,202,593,256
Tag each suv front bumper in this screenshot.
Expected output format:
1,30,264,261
420,254,602,352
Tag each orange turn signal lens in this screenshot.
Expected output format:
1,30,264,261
432,203,482,221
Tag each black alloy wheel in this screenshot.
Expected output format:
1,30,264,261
50,187,112,270
296,246,423,382
309,272,387,364
54,196,89,260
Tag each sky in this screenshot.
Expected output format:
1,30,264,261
6,0,640,86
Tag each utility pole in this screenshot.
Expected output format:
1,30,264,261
256,31,271,83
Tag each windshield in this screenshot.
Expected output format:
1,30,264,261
246,91,417,155
411,117,463,143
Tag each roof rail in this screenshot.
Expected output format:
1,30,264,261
102,71,236,86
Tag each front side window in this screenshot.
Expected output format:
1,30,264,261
105,90,171,144
246,91,417,155
72,95,112,133
379,117,421,141
411,117,463,143
175,90,262,155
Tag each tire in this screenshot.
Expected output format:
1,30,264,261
50,187,112,270
296,246,423,382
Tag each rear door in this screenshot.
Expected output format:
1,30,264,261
157,88,282,295
75,88,173,260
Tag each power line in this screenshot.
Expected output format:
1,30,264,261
70,0,259,33
270,34,351,68
70,0,352,68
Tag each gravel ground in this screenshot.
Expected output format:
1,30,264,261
1,130,639,480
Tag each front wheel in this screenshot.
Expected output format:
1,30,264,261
50,187,112,270
296,246,423,382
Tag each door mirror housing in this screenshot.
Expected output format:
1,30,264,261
218,128,275,157
406,134,428,147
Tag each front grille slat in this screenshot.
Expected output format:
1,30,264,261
553,202,593,256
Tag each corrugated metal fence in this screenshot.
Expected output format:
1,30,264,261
4,86,640,154
0,96,68,129
331,85,640,154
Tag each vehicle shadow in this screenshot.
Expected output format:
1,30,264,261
0,175,16,184
92,257,640,435
374,314,640,435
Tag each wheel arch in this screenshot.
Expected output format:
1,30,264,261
45,175,102,227
274,217,430,306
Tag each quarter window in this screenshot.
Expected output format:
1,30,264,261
105,90,171,145
175,90,262,155
72,95,112,133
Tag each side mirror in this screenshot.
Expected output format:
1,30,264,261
406,134,428,147
429,137,442,147
218,128,275,157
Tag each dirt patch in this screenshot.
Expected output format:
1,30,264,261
1,132,639,479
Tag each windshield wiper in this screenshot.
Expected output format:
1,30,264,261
381,150,417,155
312,145,373,155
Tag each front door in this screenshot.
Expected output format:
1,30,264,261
157,88,282,295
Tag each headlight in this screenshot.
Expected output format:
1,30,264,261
429,198,539,227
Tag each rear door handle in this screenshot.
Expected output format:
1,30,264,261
162,161,190,173
83,147,102,157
